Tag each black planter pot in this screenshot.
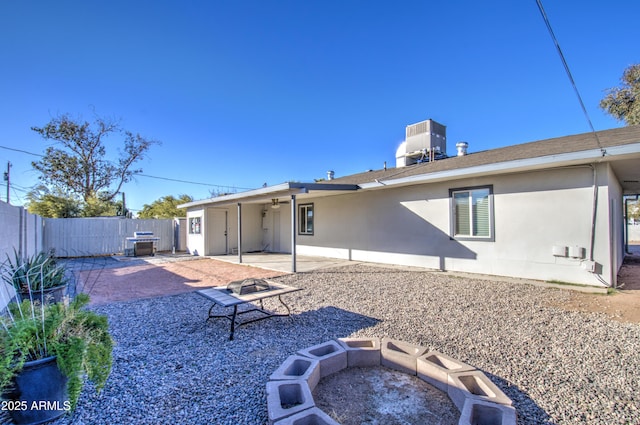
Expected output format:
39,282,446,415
18,285,67,304
3,356,70,425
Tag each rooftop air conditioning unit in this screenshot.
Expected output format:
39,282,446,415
396,119,447,167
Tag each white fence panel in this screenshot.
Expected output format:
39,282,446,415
0,201,43,261
0,201,44,310
43,218,174,257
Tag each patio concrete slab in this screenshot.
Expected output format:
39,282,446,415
209,253,355,273
73,253,353,305
76,256,287,305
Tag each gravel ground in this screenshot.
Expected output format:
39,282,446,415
12,263,639,424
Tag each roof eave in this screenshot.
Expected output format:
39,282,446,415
359,143,640,189
179,182,359,209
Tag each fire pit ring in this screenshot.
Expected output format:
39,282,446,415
266,337,517,424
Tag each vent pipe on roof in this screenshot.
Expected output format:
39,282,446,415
456,142,469,156
327,170,335,180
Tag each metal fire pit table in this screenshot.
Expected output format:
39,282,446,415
196,280,301,340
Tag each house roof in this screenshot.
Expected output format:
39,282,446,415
181,125,640,209
326,125,640,186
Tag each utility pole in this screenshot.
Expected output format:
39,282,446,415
3,162,10,204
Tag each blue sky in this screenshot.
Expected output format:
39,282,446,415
1,1,638,213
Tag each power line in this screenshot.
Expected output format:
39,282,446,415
0,145,44,157
535,0,604,153
137,174,254,190
0,144,256,190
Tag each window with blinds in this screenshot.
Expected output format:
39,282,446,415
451,186,493,240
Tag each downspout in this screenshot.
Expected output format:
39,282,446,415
588,164,598,264
589,162,618,287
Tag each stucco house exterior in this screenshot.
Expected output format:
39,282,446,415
180,122,640,288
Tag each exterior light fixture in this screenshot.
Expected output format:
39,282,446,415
271,199,280,209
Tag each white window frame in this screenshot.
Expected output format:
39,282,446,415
189,216,202,234
449,185,494,241
298,203,314,235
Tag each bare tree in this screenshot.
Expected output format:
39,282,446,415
31,113,160,207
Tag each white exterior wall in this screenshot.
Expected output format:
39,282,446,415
260,203,292,253
236,204,264,253
298,164,617,287
186,204,266,255
186,209,206,255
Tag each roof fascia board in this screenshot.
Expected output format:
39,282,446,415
179,182,295,208
290,182,359,191
605,142,640,157
179,182,358,209
360,143,640,189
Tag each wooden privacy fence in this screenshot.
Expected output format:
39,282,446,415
43,217,178,257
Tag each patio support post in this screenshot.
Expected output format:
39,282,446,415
291,195,297,273
237,203,242,264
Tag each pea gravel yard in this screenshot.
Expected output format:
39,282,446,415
28,259,640,424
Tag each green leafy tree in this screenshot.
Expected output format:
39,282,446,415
30,113,160,216
138,194,193,219
600,64,640,125
26,186,127,218
26,185,81,218
82,196,125,218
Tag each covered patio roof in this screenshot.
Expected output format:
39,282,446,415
179,182,359,273
179,182,359,209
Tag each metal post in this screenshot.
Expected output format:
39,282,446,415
625,197,630,254
237,203,243,263
291,195,296,272
4,162,11,204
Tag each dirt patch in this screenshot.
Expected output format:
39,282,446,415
79,257,288,305
313,367,459,425
558,253,640,324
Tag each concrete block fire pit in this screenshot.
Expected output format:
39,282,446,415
272,407,340,425
380,337,429,375
459,398,517,425
266,380,315,425
269,355,321,392
447,370,513,411
417,350,475,392
336,337,381,367
266,338,516,424
297,340,347,378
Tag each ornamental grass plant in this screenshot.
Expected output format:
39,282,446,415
2,250,68,294
0,257,113,412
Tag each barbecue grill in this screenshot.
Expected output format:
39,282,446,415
226,278,271,295
125,231,160,257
